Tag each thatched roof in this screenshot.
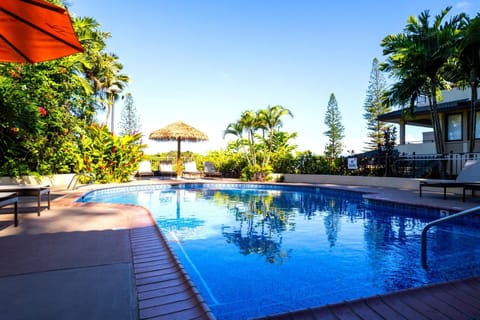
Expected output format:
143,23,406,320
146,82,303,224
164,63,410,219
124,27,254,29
149,121,208,142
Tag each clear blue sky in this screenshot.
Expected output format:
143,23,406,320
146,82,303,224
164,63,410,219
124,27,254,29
70,1,480,155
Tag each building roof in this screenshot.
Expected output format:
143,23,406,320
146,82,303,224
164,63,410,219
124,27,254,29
377,98,471,126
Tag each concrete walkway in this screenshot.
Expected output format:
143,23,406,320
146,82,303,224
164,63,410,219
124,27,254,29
0,192,151,320
0,179,479,320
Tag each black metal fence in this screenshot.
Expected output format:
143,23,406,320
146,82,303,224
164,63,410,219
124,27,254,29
348,152,480,179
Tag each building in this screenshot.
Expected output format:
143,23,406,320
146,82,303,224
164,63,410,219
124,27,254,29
378,88,480,155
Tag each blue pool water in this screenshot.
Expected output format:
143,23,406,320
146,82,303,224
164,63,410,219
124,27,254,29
80,184,480,319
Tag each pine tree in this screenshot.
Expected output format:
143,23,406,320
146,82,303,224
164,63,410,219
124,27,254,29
119,93,141,136
363,57,392,151
324,93,345,159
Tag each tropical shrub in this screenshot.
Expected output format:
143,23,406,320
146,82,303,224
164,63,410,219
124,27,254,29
77,124,145,183
224,105,295,181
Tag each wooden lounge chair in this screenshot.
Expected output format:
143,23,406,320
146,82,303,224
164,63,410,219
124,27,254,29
159,160,176,177
203,161,221,178
419,160,480,200
182,161,204,179
137,160,154,178
0,185,49,216
0,192,18,226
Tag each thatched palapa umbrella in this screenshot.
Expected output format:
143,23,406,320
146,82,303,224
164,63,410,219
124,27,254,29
149,121,208,177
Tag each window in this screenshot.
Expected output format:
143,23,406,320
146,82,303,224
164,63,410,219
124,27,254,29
447,114,462,141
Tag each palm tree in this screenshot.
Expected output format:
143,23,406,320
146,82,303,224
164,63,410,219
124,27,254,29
72,17,129,128
444,15,480,152
258,105,293,167
381,7,465,155
224,121,249,159
224,111,259,167
93,53,129,128
224,106,295,180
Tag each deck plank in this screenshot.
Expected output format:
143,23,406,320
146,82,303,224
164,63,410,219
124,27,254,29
365,296,411,320
376,294,428,320
409,288,468,319
130,226,214,320
329,304,363,320
424,287,476,317
345,300,384,320
310,307,340,320
258,277,480,320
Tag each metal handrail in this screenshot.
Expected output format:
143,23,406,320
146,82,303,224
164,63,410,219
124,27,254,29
421,205,480,268
67,172,96,190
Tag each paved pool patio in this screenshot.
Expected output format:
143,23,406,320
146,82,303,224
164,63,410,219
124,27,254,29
0,179,479,319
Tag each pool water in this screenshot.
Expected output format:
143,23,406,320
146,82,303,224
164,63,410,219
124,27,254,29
80,184,480,319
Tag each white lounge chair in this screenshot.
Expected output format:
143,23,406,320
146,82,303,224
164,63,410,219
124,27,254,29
419,160,480,200
182,161,203,179
159,160,176,177
137,160,154,178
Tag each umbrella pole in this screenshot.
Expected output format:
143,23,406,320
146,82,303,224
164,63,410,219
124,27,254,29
177,138,181,178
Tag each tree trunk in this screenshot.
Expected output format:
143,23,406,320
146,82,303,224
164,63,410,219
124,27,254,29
469,74,478,153
430,83,446,178
430,84,445,155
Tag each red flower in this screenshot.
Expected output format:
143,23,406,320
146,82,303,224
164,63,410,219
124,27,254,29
38,106,47,117
9,70,19,78
12,127,18,135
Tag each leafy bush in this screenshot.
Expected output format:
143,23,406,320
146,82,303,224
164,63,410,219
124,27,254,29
77,124,145,183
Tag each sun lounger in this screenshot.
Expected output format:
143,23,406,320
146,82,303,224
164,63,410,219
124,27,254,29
419,160,480,200
182,161,204,179
0,192,18,226
462,183,480,201
159,160,176,177
137,160,154,178
203,161,222,178
0,185,49,216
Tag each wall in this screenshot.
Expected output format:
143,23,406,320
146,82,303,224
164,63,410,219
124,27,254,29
397,142,436,155
0,174,76,189
283,174,426,190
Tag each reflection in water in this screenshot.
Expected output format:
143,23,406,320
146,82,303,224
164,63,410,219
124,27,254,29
208,189,370,262
157,190,205,231
205,190,292,264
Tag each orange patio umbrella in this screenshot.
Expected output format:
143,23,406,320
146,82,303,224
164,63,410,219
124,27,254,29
0,0,84,63
149,121,208,178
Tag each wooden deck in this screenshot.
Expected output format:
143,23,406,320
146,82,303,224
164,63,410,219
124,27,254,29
257,277,480,320
130,225,216,320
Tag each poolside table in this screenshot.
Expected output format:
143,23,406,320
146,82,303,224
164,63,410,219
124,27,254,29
0,192,19,226
0,185,50,216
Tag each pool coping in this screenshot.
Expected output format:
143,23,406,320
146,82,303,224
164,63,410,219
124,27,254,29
128,205,216,320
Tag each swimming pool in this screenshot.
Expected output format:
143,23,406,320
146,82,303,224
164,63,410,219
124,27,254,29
80,183,480,319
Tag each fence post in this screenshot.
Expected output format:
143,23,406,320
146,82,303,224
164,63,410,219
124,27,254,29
412,152,416,178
